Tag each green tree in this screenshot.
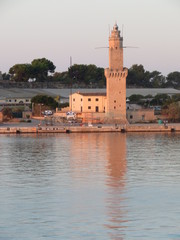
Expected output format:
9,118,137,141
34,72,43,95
2,73,10,80
68,64,88,84
149,71,166,88
9,64,32,82
172,94,180,102
165,72,180,88
129,94,144,102
68,64,106,86
127,64,150,87
167,102,180,122
9,58,56,82
150,94,171,106
31,95,58,109
31,58,56,81
2,107,13,120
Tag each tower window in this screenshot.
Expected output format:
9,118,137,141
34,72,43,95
88,106,91,109
88,98,91,101
73,98,75,101
95,98,99,101
114,100,116,103
114,106,116,109
81,98,83,101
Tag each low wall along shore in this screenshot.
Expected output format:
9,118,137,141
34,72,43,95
0,123,180,134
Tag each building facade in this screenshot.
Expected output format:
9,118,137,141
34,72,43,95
69,92,106,113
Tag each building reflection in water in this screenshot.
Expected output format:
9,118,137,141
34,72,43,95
68,133,108,179
69,133,128,239
105,133,128,240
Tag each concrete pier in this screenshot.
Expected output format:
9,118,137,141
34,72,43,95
0,123,180,134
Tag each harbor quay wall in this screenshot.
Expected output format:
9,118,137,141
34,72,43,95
0,123,180,134
126,124,179,132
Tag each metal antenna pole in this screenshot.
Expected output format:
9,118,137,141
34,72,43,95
70,56,72,111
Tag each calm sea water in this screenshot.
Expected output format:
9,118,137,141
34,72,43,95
0,133,180,240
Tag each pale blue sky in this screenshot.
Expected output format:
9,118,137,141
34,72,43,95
0,0,179,75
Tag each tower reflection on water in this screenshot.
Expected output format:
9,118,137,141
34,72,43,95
69,133,127,239
105,133,127,240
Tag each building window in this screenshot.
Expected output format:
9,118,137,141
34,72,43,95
114,106,116,109
142,115,145,120
81,98,82,101
73,98,75,101
130,115,133,119
15,99,17,102
88,106,91,109
95,98,99,101
114,100,116,103
26,99,29,102
88,98,91,101
9,99,11,102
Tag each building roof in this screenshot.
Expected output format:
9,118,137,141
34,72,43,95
0,88,179,100
75,92,106,96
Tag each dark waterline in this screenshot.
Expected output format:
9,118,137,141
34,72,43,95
0,133,180,239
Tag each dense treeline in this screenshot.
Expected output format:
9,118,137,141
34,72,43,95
1,58,180,88
127,64,180,88
8,58,56,82
53,64,106,87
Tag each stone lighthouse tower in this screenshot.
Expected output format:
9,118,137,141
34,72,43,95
105,23,128,123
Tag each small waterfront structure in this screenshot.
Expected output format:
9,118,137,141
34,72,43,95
127,108,156,123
